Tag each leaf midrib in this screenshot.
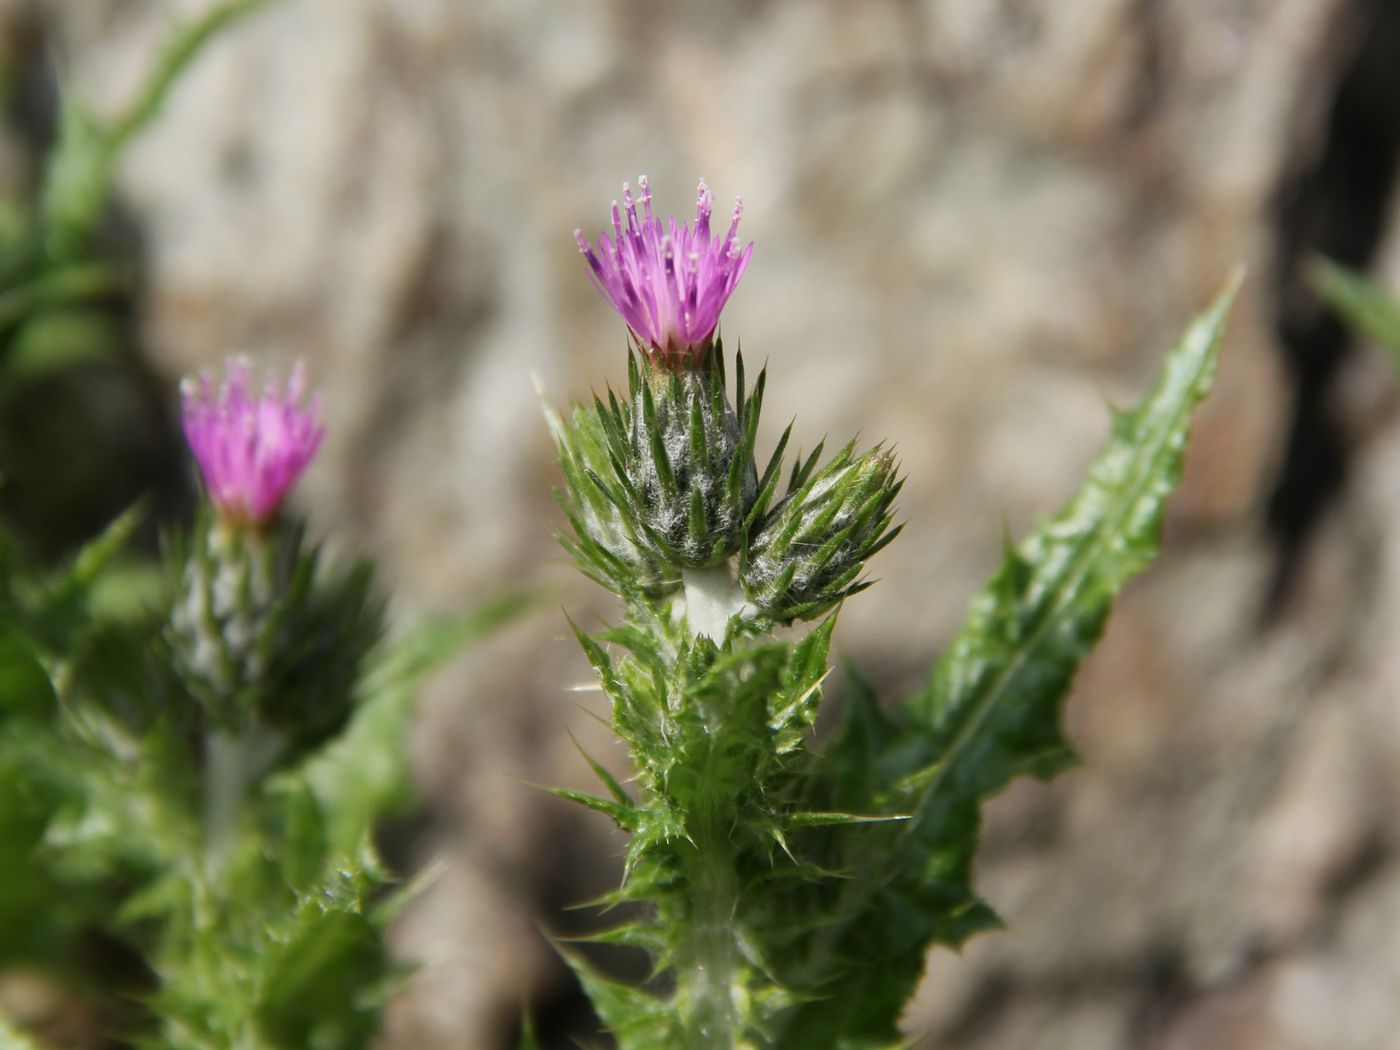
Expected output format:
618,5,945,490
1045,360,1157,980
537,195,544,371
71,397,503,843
910,306,1223,818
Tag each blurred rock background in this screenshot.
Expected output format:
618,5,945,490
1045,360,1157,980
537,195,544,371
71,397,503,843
4,0,1400,1047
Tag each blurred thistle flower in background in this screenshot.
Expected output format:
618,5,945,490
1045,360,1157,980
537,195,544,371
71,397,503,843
180,357,324,525
574,175,753,367
170,355,379,740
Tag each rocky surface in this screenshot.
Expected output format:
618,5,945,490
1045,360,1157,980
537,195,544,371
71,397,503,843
12,0,1400,1046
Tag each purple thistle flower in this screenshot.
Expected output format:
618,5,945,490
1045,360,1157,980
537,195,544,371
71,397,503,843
575,176,753,367
180,357,324,525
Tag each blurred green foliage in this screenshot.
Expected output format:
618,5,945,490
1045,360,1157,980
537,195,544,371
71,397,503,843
0,3,534,1047
1309,257,1400,366
0,0,271,562
0,501,529,1047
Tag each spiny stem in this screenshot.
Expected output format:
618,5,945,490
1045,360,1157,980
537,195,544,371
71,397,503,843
678,812,742,1049
681,563,749,641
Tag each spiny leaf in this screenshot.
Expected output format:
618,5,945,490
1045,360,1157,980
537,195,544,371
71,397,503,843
0,627,55,720
782,272,1241,1047
254,904,390,1049
567,920,666,955
782,810,909,828
908,274,1239,749
273,593,529,861
0,263,121,341
556,945,672,1042
568,616,625,701
569,728,633,805
547,786,639,829
51,500,147,603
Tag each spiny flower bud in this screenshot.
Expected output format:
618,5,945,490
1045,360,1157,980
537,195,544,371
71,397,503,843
554,345,764,593
548,399,673,598
575,176,752,369
170,359,380,746
168,513,381,745
621,348,759,568
168,517,291,730
741,442,902,624
180,357,323,527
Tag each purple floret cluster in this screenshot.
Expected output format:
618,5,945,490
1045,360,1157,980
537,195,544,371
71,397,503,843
178,178,747,520
575,176,753,366
180,357,323,526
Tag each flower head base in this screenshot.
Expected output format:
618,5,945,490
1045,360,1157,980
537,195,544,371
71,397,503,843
180,357,323,526
575,176,753,368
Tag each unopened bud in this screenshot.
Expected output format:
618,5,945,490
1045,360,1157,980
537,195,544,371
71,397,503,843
741,443,902,624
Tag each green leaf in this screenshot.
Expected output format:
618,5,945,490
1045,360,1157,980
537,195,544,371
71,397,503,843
557,946,674,1044
569,728,633,805
360,590,538,695
39,0,274,262
820,663,902,813
52,501,147,601
782,810,908,828
0,626,55,720
147,862,393,1050
0,264,120,338
1308,257,1400,363
275,662,421,863
516,1012,542,1050
274,592,533,864
908,274,1239,754
0,762,68,962
255,906,388,1049
84,560,167,624
547,785,638,829
782,273,1240,1046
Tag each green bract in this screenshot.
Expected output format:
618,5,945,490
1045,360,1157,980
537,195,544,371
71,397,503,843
167,512,381,747
742,441,902,625
552,343,765,590
549,340,903,638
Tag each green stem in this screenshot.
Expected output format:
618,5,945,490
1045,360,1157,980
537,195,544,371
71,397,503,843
677,812,742,1049
681,564,749,641
203,728,251,875
202,723,279,876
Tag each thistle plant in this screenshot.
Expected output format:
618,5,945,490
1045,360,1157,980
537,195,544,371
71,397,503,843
0,9,536,1041
550,178,1239,1048
0,355,524,1048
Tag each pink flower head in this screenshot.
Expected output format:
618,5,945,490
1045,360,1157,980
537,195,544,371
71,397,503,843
575,176,753,367
180,357,324,525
